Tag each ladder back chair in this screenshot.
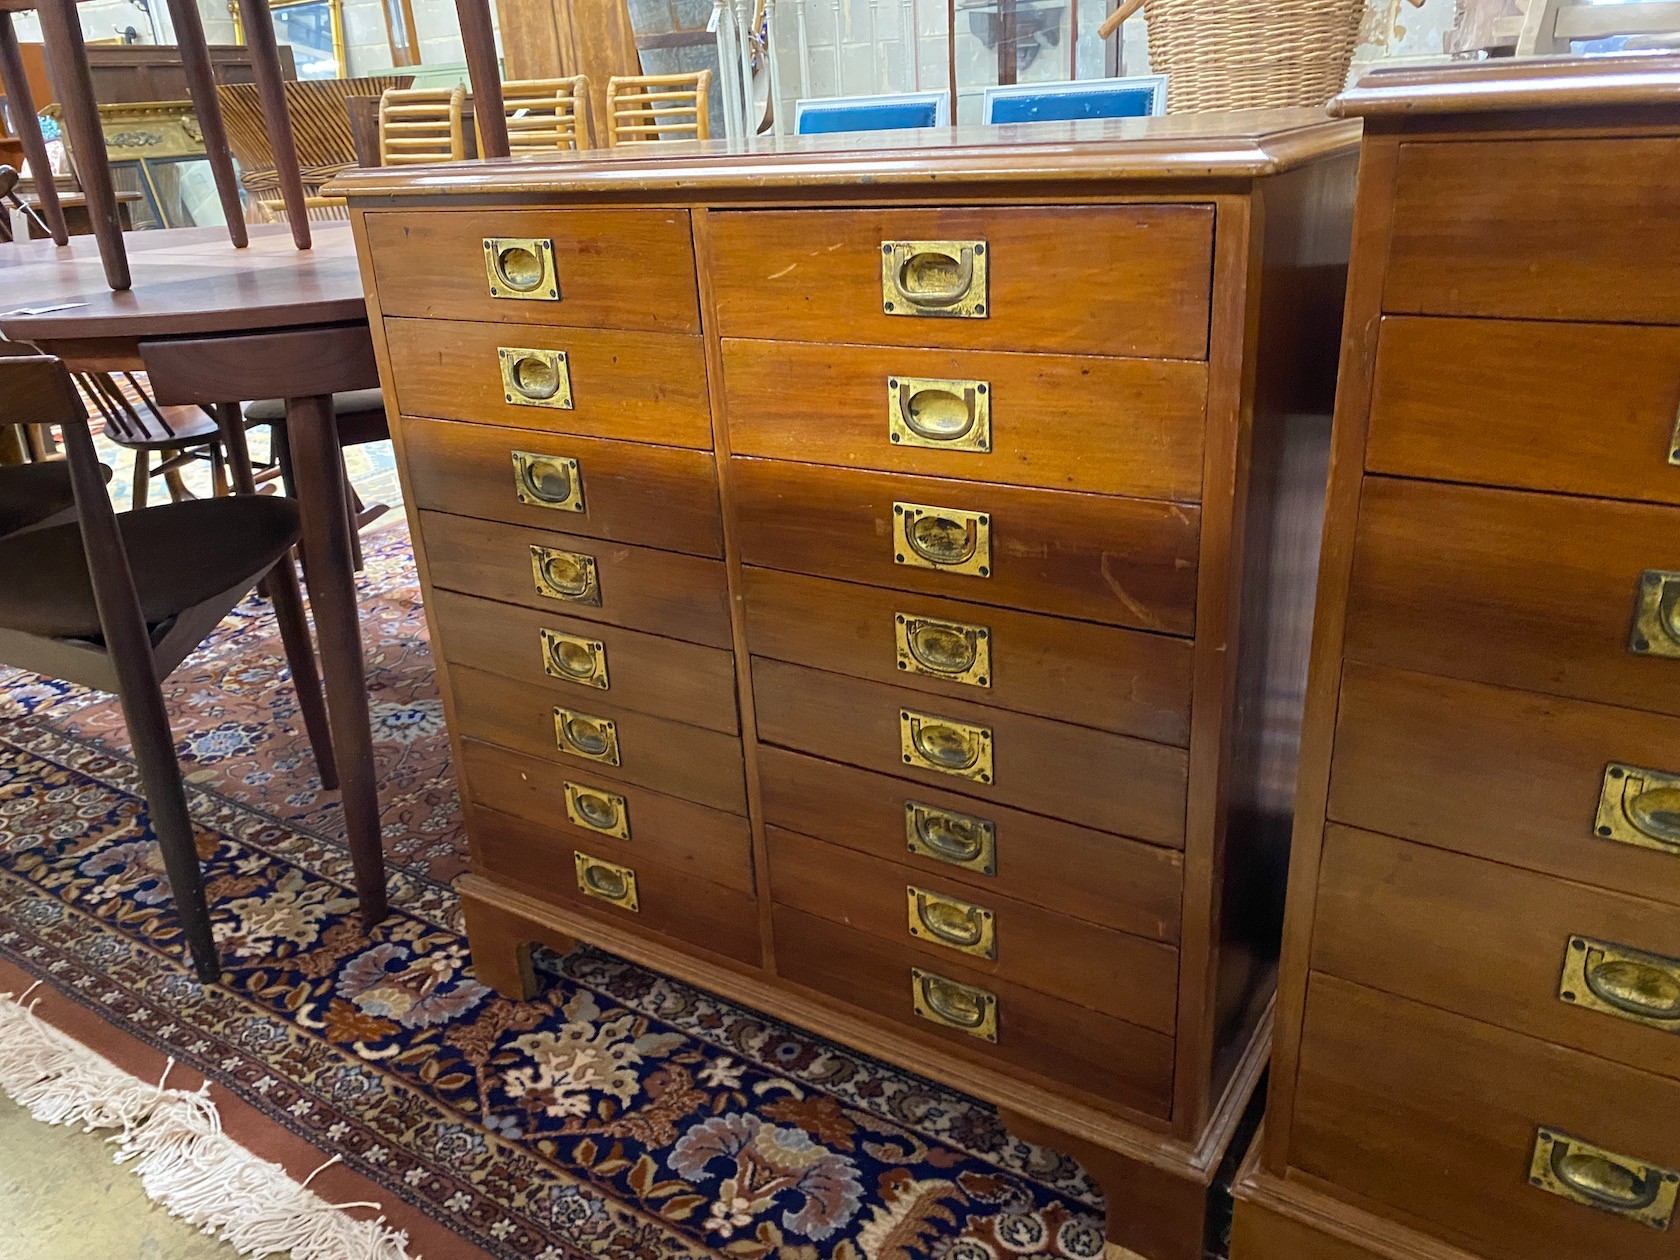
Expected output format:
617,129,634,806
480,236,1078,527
378,85,468,166
502,76,591,154
605,72,713,145
0,355,343,983
77,372,232,507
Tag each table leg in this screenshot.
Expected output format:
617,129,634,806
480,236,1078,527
34,0,127,288
236,0,311,248
0,12,66,245
454,0,509,158
165,0,248,248
284,393,387,927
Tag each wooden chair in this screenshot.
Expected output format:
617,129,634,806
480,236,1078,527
378,85,468,166
0,459,79,538
77,372,232,508
502,76,591,154
605,72,712,146
0,355,339,983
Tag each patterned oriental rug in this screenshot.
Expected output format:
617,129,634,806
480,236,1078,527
0,526,1212,1260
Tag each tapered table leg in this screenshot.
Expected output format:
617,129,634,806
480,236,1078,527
235,0,311,247
0,12,66,245
454,0,509,158
165,0,248,247
283,393,387,926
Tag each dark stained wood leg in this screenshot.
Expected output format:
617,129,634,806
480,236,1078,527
454,0,509,159
235,0,310,247
163,0,247,248
131,451,150,509
35,0,128,288
0,12,67,245
461,890,550,999
344,468,365,571
265,552,338,791
283,393,387,927
213,402,258,496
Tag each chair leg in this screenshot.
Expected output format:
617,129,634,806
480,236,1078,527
344,468,365,572
132,449,150,509
266,551,339,791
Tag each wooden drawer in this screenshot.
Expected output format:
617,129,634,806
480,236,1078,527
1346,477,1680,717
731,458,1201,635
430,589,739,735
399,417,723,557
1366,317,1680,507
1293,975,1680,1260
460,738,754,893
742,567,1192,746
384,318,713,448
751,657,1188,844
774,905,1174,1120
757,746,1184,940
1384,137,1680,325
1314,825,1680,1082
721,338,1207,502
449,664,748,814
768,827,1178,1030
418,510,733,650
1329,661,1680,907
364,208,700,332
709,205,1215,359
471,805,760,966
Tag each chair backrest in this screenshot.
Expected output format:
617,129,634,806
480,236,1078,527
379,85,468,166
981,76,1168,125
794,91,950,135
605,72,712,146
503,76,591,154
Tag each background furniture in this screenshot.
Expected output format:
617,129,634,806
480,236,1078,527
378,85,467,165
337,110,1360,1260
981,73,1165,122
83,42,295,101
76,370,228,506
1232,52,1680,1260
793,89,949,134
604,71,711,143
503,75,590,153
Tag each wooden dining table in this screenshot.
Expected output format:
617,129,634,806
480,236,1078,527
0,221,388,924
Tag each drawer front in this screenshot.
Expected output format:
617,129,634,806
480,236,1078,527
731,459,1200,635
472,805,760,966
709,205,1215,359
768,827,1178,1029
757,746,1184,939
1329,662,1680,907
399,417,724,557
1314,825,1680,1082
751,657,1188,844
430,589,739,735
460,738,754,893
364,208,700,332
774,905,1174,1120
1366,317,1680,507
722,339,1207,501
418,511,733,650
742,567,1192,746
450,664,747,814
1384,137,1680,325
1294,975,1680,1260
385,318,713,448
1346,477,1680,717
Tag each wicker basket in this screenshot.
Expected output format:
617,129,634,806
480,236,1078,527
1100,0,1364,111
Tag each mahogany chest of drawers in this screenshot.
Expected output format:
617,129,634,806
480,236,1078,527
1232,56,1680,1260
337,113,1358,1260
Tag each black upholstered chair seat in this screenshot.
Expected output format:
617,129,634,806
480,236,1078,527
0,460,79,537
0,495,302,638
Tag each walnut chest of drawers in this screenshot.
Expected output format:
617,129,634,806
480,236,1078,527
1231,55,1680,1260
337,113,1359,1260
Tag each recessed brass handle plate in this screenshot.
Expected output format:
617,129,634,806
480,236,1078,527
553,706,621,765
564,781,630,840
484,236,558,301
1560,935,1680,1033
574,851,638,911
540,628,609,690
530,545,601,606
895,613,991,687
511,451,585,513
911,967,998,1041
893,502,991,577
1669,401,1680,466
1529,1128,1678,1228
900,708,993,784
887,376,991,453
498,346,573,410
1596,762,1680,857
905,801,996,875
906,884,997,960
882,240,988,319
1630,570,1680,658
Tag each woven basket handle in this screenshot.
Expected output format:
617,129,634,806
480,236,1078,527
1098,0,1145,39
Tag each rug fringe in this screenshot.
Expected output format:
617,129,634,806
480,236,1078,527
0,988,417,1260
